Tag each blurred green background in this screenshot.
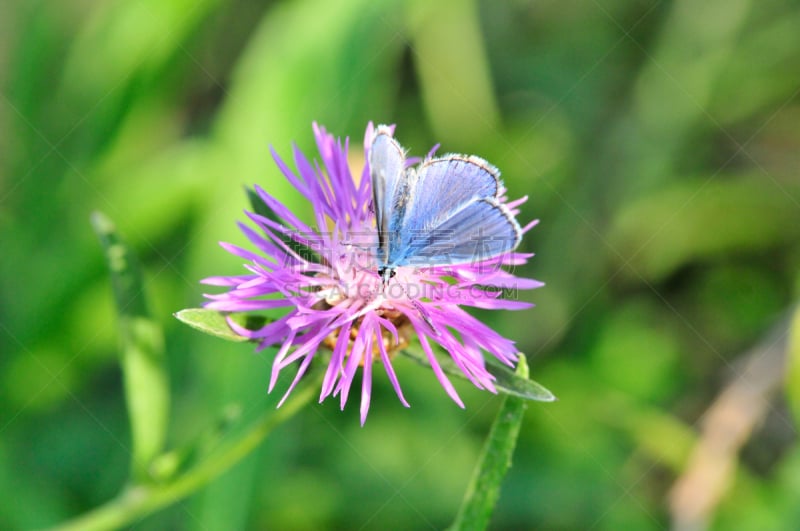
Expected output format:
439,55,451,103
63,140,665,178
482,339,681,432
2,0,800,529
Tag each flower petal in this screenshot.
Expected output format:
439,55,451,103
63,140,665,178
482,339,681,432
411,318,464,409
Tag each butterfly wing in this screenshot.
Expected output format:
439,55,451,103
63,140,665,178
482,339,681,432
390,156,520,267
402,197,521,266
369,126,408,265
405,155,501,230
409,197,522,266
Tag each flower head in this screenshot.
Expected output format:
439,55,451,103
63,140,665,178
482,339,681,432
203,123,542,424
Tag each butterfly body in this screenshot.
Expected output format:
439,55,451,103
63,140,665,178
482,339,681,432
369,125,521,284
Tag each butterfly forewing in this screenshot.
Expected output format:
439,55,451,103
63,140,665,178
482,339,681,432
394,156,515,267
404,156,501,232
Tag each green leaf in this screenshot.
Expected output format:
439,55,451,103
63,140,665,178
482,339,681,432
608,175,800,282
401,348,555,402
175,308,271,343
91,211,170,483
449,355,530,531
408,0,499,146
482,355,556,402
786,305,800,425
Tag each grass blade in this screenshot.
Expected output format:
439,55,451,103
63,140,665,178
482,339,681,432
92,211,169,483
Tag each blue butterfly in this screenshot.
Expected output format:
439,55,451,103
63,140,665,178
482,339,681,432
369,125,522,283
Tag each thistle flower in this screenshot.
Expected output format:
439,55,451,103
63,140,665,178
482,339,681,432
202,123,542,424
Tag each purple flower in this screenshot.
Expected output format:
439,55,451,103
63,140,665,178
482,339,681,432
202,123,542,424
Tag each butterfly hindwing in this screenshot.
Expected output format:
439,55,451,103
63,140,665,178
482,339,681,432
400,197,521,266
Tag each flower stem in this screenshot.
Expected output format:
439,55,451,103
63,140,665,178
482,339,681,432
449,354,530,531
49,376,318,531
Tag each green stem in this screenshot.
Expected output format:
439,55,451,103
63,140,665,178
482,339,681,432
49,377,318,531
449,355,530,531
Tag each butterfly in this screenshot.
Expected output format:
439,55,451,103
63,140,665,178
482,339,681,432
369,125,522,284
